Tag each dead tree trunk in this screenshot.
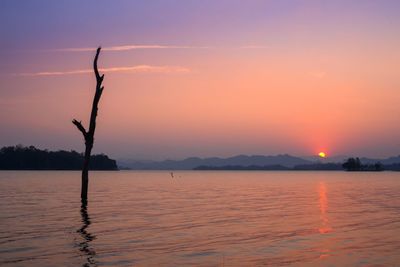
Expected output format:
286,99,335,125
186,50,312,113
72,47,104,203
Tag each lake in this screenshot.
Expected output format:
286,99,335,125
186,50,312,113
0,171,399,266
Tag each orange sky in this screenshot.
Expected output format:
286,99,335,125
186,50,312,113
1,1,400,159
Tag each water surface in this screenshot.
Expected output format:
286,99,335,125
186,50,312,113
1,171,399,266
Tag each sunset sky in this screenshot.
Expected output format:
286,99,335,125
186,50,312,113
1,0,399,160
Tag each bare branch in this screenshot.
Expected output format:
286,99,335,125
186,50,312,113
72,119,87,137
93,47,102,82
87,47,105,136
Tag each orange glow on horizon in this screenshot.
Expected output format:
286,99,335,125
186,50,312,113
1,0,400,159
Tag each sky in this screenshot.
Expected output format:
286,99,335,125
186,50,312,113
1,0,400,160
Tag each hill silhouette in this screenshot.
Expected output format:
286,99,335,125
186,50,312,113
120,154,400,171
119,154,312,170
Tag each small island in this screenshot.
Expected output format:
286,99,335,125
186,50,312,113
342,157,383,172
193,158,400,171
0,145,118,170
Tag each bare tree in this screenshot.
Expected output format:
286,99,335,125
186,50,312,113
72,47,104,203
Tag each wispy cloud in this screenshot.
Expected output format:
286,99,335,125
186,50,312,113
53,44,269,52
55,45,209,52
18,65,191,76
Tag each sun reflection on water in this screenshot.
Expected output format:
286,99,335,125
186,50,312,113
318,182,332,234
317,181,333,260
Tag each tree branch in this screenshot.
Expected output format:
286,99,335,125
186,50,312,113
72,119,87,137
93,47,102,83
88,47,104,137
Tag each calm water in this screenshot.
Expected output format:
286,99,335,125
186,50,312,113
0,171,399,266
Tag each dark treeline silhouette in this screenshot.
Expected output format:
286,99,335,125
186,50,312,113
194,161,393,171
194,165,290,170
194,163,343,171
383,163,400,171
293,163,343,170
342,157,383,171
0,145,117,170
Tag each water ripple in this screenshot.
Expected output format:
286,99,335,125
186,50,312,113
1,171,400,266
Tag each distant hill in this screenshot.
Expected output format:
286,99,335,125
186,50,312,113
194,163,343,171
0,145,118,170
118,154,313,170
302,155,400,165
359,156,400,165
301,155,349,163
194,165,290,171
119,154,400,171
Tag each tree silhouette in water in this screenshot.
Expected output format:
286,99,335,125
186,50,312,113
73,47,105,203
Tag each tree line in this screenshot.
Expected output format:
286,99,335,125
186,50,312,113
0,145,117,170
342,157,383,171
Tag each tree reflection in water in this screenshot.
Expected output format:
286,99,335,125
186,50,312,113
77,201,97,267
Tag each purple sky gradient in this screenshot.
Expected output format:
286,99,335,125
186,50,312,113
1,0,400,159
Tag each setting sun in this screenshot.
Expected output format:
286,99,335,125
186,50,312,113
1,1,400,266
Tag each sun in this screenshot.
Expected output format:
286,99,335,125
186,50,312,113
318,152,327,158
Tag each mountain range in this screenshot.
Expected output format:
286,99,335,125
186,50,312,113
118,154,400,170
